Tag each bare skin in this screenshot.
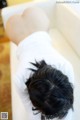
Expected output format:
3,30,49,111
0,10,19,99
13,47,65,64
6,7,50,45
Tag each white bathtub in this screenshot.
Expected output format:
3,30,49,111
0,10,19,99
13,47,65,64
2,0,80,120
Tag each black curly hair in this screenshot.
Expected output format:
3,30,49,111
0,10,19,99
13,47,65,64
25,60,74,120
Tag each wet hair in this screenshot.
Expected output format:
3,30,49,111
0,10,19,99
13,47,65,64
25,60,74,119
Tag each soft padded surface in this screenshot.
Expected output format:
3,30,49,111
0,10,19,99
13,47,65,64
10,28,80,120
1,1,80,120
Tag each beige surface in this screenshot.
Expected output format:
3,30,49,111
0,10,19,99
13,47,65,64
49,28,80,120
7,0,32,6
1,1,80,119
10,28,80,120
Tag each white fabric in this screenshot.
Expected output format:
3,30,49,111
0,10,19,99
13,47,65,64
14,31,74,120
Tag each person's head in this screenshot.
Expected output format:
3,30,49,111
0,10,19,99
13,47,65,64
25,60,73,119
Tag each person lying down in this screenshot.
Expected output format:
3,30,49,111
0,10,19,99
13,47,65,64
6,7,74,120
